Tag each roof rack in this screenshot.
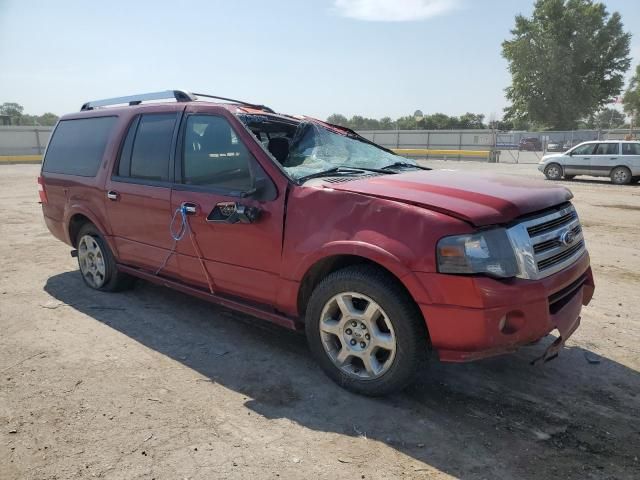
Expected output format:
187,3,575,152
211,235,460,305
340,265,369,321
80,89,275,113
80,90,196,111
192,93,275,113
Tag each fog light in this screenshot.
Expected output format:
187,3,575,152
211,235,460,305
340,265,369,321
499,311,525,335
498,315,507,332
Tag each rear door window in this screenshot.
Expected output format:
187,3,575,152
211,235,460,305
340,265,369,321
43,117,117,176
117,113,178,182
593,143,619,155
622,143,640,155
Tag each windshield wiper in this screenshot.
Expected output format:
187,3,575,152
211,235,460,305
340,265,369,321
381,162,430,171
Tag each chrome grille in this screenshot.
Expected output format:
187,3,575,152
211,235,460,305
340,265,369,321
527,210,577,236
507,204,586,280
533,225,581,254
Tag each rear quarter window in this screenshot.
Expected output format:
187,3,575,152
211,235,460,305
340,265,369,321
43,116,117,176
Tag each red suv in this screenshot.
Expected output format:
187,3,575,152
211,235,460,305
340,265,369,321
39,90,594,395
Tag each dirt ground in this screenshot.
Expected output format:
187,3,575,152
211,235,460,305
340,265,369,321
1,161,639,480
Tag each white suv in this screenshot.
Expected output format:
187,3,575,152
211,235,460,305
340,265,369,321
538,140,640,185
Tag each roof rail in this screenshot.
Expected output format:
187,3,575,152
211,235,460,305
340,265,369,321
80,90,196,111
192,93,275,113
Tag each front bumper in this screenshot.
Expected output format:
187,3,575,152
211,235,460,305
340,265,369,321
416,252,594,362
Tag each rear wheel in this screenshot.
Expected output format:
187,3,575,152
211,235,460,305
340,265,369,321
305,265,428,396
610,166,632,185
76,223,134,292
544,163,563,180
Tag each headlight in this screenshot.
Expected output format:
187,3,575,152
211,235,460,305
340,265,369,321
437,228,518,278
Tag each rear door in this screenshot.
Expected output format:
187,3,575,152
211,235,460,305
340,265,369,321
104,111,181,276
170,108,285,306
590,142,620,176
621,142,640,176
564,142,596,176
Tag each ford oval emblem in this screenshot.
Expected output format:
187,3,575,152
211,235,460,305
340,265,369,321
560,229,576,246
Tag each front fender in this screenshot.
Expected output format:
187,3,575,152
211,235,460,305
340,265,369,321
291,241,433,305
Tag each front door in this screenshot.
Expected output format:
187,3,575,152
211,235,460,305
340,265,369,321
564,142,595,176
105,111,181,276
170,109,285,306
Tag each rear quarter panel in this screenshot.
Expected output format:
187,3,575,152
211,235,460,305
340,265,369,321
40,111,134,247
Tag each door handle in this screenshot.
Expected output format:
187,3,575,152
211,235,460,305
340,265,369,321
609,157,618,160
106,190,119,201
583,157,590,160
181,202,198,215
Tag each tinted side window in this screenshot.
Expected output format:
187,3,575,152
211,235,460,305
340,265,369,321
594,143,619,155
118,113,177,181
43,117,117,176
572,143,596,155
182,115,253,190
622,143,640,155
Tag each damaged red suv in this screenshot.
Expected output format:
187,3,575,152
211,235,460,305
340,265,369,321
39,90,594,395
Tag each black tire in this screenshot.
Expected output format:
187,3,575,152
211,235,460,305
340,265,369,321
610,166,632,185
76,223,135,292
632,176,640,184
544,163,563,180
305,265,428,396
563,175,575,180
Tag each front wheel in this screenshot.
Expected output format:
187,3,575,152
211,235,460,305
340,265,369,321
305,265,428,396
544,163,563,180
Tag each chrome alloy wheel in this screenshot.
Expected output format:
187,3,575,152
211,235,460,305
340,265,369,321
545,164,561,179
613,168,630,184
78,235,107,288
319,292,397,380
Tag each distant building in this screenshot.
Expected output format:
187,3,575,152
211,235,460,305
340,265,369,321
0,115,11,126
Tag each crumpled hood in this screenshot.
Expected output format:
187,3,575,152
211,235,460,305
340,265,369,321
327,170,573,226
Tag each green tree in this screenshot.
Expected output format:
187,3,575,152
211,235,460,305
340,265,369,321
326,113,349,127
502,0,631,129
458,112,486,129
623,64,640,126
585,107,626,128
379,117,394,130
0,102,24,122
38,112,59,126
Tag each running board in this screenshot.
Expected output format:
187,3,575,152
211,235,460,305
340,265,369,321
117,264,300,331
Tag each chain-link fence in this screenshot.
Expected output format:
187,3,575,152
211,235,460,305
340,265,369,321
0,126,52,156
358,128,640,164
1,125,639,162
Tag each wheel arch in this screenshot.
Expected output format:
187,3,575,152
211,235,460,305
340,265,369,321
65,206,115,253
545,161,564,172
295,245,433,323
68,213,94,247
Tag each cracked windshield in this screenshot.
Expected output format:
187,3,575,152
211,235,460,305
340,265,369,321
283,122,417,180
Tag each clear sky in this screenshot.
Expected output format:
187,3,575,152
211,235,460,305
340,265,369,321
1,0,638,120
